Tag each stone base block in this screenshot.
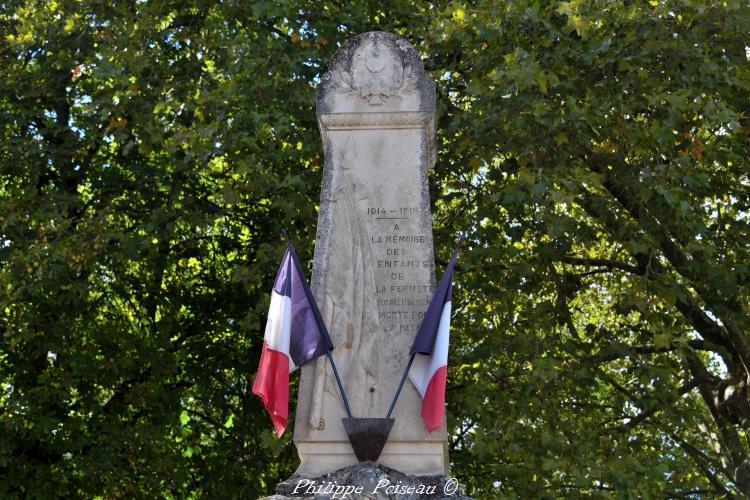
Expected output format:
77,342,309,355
268,461,472,499
294,441,447,477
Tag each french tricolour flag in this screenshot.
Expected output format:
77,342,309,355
408,245,459,433
252,243,333,437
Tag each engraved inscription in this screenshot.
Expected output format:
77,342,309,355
367,204,435,335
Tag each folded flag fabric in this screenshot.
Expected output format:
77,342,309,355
408,245,459,432
252,243,334,436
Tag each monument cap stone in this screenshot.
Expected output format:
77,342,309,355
317,31,437,114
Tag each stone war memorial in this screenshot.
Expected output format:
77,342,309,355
264,32,469,499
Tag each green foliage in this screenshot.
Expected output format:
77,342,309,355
1,0,749,497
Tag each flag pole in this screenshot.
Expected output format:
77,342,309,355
281,227,353,419
326,351,353,419
386,353,415,419
384,233,465,419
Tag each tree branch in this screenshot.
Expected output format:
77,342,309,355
684,352,746,470
670,433,735,497
619,378,702,431
557,256,640,274
578,191,736,359
582,340,716,365
587,154,750,373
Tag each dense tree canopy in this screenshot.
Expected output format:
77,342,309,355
1,0,749,497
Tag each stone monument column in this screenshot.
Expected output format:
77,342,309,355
293,32,447,477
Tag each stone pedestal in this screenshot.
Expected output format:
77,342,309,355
294,441,446,478
268,462,472,500
293,32,446,476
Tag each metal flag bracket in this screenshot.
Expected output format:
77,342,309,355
342,417,395,462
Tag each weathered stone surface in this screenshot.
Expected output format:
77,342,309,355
268,462,472,499
293,31,446,476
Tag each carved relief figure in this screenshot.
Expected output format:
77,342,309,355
308,144,380,429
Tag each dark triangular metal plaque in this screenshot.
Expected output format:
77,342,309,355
342,417,394,462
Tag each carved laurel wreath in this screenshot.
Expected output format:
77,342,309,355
330,55,418,105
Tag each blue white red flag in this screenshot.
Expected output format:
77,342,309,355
252,243,334,436
408,245,459,432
